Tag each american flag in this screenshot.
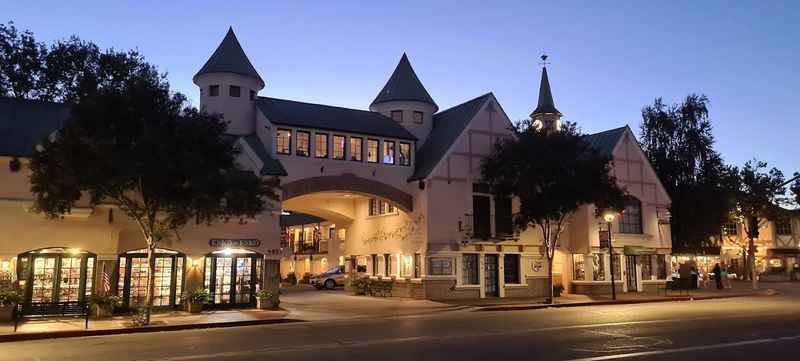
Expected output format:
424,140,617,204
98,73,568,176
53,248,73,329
102,264,112,293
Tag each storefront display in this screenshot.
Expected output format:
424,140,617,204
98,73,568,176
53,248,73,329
203,249,263,308
117,249,185,308
16,248,96,312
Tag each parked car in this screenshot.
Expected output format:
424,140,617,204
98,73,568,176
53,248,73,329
310,265,346,290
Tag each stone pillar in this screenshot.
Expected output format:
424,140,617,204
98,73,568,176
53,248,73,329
264,259,280,294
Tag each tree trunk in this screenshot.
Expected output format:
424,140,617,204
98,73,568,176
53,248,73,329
748,236,758,290
545,255,554,304
144,243,156,325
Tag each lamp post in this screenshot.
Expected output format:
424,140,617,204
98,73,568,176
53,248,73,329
603,210,618,301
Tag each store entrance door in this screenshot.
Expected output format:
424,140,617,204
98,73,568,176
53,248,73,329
625,255,638,291
484,254,499,297
204,250,262,308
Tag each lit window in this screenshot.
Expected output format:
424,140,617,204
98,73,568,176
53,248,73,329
385,254,395,276
333,135,346,160
296,131,310,156
462,254,479,285
367,139,379,163
229,85,241,97
573,254,585,281
504,254,520,284
414,254,421,278
276,129,291,155
413,111,423,124
776,222,792,236
428,257,453,276
399,142,411,166
209,85,219,97
350,137,363,161
391,110,403,122
592,254,605,281
368,199,395,216
383,140,395,164
639,254,653,280
723,222,738,236
401,255,413,277
619,197,643,234
315,133,328,158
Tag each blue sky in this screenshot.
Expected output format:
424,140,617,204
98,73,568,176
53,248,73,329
5,1,799,180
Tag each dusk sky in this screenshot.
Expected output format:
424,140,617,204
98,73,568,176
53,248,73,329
6,1,799,181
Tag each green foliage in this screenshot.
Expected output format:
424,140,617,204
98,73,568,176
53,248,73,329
791,173,800,206
351,278,394,296
639,95,739,252
0,287,23,306
553,284,564,298
256,289,280,307
184,288,210,304
131,307,148,327
283,272,297,285
735,160,788,232
88,294,123,309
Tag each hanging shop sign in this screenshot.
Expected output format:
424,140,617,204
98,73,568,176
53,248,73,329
209,238,262,248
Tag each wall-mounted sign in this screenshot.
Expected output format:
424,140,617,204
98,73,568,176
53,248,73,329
209,239,261,248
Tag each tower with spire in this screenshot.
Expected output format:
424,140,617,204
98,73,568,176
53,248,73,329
193,27,265,135
531,55,561,132
370,53,438,145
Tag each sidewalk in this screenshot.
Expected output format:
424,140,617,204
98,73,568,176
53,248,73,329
0,308,295,342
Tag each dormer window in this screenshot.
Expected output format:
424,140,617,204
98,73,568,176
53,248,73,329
276,129,291,155
229,86,241,97
413,111,423,124
315,133,329,158
209,85,219,97
399,142,411,166
383,140,395,165
391,110,403,122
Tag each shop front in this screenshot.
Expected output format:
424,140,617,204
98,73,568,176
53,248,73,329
203,248,263,308
117,248,186,308
16,248,96,313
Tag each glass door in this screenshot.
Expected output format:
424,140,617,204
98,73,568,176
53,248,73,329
18,248,96,313
625,255,638,291
484,254,499,297
118,249,185,308
235,258,253,304
204,251,262,308
31,257,57,302
214,257,233,304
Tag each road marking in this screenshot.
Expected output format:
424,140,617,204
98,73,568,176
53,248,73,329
565,334,800,361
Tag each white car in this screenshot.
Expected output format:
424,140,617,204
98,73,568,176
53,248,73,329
310,265,346,290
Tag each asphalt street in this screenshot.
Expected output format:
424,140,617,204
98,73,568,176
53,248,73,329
2,286,799,361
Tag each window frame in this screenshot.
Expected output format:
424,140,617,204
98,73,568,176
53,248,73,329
428,257,454,276
314,133,329,158
398,142,412,166
494,197,513,237
209,85,220,97
383,140,396,165
229,85,241,97
776,222,793,236
592,254,606,281
619,197,643,234
249,90,255,100
350,137,363,162
503,254,521,284
367,139,379,163
572,254,585,281
332,135,346,160
462,253,479,285
413,111,423,124
295,130,310,157
390,110,403,123
276,128,292,155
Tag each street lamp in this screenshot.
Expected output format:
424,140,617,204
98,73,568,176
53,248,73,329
603,210,618,301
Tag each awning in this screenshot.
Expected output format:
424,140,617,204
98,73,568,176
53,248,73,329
623,246,656,256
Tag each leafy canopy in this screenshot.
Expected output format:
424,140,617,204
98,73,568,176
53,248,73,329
735,160,788,230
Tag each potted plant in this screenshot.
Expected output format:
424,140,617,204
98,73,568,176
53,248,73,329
89,294,122,319
0,288,22,322
256,289,280,310
184,288,209,313
553,284,564,298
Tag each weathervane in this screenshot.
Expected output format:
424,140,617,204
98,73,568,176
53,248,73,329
539,53,550,66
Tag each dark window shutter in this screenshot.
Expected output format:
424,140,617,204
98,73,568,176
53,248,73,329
473,195,491,239
494,197,512,236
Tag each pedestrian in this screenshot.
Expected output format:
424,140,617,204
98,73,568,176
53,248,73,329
720,264,729,289
713,263,723,290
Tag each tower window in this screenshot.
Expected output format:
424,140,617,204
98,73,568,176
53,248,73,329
413,111,423,124
350,137,363,161
249,90,255,100
332,135,346,160
296,131,310,157
383,140,395,165
367,139,379,163
619,197,643,234
391,110,403,122
209,85,219,97
315,133,329,158
276,129,291,155
398,142,411,166
229,85,241,97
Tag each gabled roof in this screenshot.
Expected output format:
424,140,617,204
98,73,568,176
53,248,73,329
371,53,438,111
582,126,628,156
193,27,264,88
280,211,327,227
0,97,70,157
531,66,560,116
241,134,288,176
409,93,493,181
256,97,416,140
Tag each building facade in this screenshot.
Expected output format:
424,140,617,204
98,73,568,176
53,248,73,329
716,213,800,278
0,28,674,307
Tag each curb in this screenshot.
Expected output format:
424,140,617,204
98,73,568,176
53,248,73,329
474,292,772,312
0,318,304,343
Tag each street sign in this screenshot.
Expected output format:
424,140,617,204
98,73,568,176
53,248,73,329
209,238,261,248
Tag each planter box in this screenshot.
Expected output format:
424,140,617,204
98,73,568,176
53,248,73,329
0,305,14,322
92,304,113,319
257,299,279,310
187,302,203,314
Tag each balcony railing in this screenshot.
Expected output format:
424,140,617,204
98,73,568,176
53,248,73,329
283,239,330,254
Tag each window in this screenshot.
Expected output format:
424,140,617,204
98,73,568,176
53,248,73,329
315,133,328,158
398,142,411,166
776,222,793,236
276,129,291,155
640,255,653,280
383,140,395,164
350,137,363,161
494,197,513,237
371,254,378,275
612,254,621,280
656,254,667,279
385,254,394,276
723,222,738,236
414,254,421,278
367,139,379,163
462,254,479,285
229,85,241,97
413,111,423,124
401,255,413,277
209,85,219,96
249,90,255,100
368,198,395,216
472,186,491,239
504,254,520,284
391,110,403,122
375,255,384,276
369,199,379,216
428,257,453,275
332,135,346,160
619,197,643,234
592,254,605,281
573,254,585,281
296,131,310,156
382,201,395,214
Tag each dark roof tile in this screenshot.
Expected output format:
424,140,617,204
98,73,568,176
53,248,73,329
0,97,70,157
371,54,437,111
194,27,264,87
582,126,628,156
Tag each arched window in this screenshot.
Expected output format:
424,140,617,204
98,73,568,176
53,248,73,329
619,197,643,234
16,248,96,310
203,249,263,307
117,248,185,308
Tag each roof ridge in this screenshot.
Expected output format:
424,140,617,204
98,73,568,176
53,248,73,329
584,125,629,137
434,92,493,116
259,96,383,116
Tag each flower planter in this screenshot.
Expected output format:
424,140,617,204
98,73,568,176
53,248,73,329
187,302,203,314
257,298,279,310
0,305,14,322
92,304,113,319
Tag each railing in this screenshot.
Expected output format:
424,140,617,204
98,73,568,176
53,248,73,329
15,301,90,331
289,239,330,254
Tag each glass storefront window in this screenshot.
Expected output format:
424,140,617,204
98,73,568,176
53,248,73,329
504,254,520,284
18,248,96,307
118,249,185,308
462,254,479,285
612,254,622,280
593,254,605,281
203,249,263,306
573,254,585,281
640,254,653,281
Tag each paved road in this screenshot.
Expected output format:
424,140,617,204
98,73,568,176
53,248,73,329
3,286,800,360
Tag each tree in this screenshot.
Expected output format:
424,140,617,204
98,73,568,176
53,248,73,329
734,160,788,290
0,21,46,98
28,55,278,324
481,121,626,303
792,173,800,205
639,94,739,253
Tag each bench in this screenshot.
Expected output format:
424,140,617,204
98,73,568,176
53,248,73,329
14,301,90,332
658,279,692,297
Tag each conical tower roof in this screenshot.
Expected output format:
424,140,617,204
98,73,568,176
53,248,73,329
193,27,264,88
371,53,437,111
531,66,560,116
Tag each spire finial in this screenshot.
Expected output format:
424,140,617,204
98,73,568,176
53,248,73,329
539,53,550,66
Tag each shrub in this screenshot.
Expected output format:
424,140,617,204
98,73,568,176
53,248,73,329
184,288,210,304
351,277,370,295
553,284,564,298
89,294,123,311
0,288,22,306
284,272,297,285
256,289,280,307
131,307,148,327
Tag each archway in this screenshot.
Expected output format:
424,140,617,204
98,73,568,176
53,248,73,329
281,174,413,212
